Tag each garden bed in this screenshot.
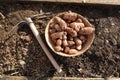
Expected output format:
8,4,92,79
0,2,120,79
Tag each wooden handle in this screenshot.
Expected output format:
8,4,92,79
25,18,62,73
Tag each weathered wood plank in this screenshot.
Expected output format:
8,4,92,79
87,0,120,5
1,76,120,80
16,0,120,5
0,76,104,80
0,0,120,5
1,76,33,80
18,0,84,3
48,77,105,80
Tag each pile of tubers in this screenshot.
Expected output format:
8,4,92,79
49,11,95,55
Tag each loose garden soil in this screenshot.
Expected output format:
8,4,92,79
0,2,120,79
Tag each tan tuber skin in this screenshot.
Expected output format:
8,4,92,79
64,47,70,53
50,32,64,40
49,12,95,54
49,29,56,34
54,24,61,31
66,27,77,37
68,49,78,54
62,11,78,23
74,37,82,50
70,22,85,32
53,16,67,30
62,35,67,40
67,41,75,47
56,39,62,46
79,35,86,43
76,18,82,23
76,45,82,50
74,37,82,45
79,27,95,35
49,23,54,28
62,39,68,47
54,46,63,52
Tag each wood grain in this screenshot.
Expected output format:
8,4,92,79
17,0,120,5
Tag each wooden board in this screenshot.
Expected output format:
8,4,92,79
16,0,120,5
1,76,120,80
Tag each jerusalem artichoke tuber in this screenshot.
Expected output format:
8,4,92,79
67,41,75,47
63,39,68,47
62,11,77,23
54,24,61,31
70,22,85,32
49,29,56,34
76,45,82,50
56,39,62,46
78,27,95,35
53,16,67,30
54,46,63,52
68,49,78,54
74,37,82,45
76,18,82,23
66,27,77,37
48,11,95,55
62,35,67,40
50,32,64,40
64,47,70,53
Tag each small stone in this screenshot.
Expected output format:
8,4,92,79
19,60,26,65
77,68,89,75
24,35,31,42
105,40,109,43
111,22,115,26
20,35,31,42
20,36,25,40
104,28,109,33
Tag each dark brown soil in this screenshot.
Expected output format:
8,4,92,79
0,2,120,79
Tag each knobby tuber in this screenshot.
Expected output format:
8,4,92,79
63,11,77,23
54,16,67,30
68,41,75,47
63,39,68,47
74,37,82,50
68,49,78,54
54,24,61,31
63,35,67,40
70,22,84,32
66,27,77,37
48,11,95,55
79,27,95,35
50,32,64,40
64,47,70,53
54,46,63,52
56,39,62,46
76,18,82,23
49,29,56,34
74,37,82,45
76,45,82,50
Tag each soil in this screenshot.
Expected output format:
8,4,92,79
0,2,120,79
